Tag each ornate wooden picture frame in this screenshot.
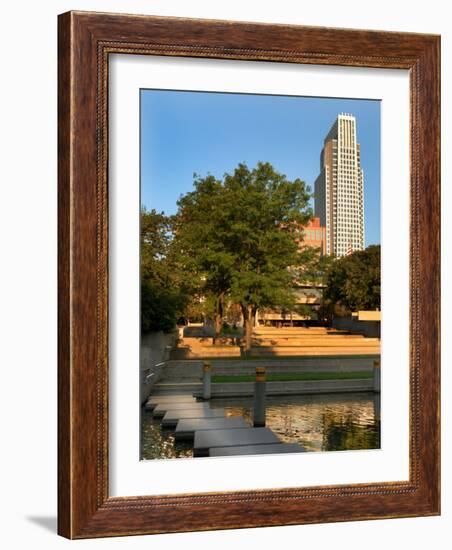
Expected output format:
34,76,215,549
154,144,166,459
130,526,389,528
58,11,440,538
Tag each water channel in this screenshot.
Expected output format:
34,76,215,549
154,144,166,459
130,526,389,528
140,392,380,460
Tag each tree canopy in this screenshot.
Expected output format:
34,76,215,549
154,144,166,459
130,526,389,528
324,245,381,313
172,162,315,349
140,163,379,341
140,208,190,333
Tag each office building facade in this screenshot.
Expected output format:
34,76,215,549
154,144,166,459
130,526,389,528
315,114,365,257
299,217,326,255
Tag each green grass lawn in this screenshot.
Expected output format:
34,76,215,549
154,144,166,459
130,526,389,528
212,371,373,383
198,354,380,361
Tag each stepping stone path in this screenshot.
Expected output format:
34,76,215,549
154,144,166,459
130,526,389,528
175,417,249,440
153,402,211,418
194,427,280,457
145,393,305,456
148,393,196,400
209,443,304,456
161,408,226,429
145,395,196,411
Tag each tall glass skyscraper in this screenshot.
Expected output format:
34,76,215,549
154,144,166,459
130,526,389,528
314,114,365,257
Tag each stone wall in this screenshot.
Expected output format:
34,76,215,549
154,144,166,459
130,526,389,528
193,378,375,398
140,331,177,404
332,315,381,338
161,356,379,380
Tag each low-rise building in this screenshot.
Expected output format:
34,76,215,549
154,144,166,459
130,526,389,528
299,217,326,255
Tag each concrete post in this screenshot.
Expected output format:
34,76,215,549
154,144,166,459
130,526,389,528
253,367,267,427
202,361,212,400
373,359,381,393
373,392,381,423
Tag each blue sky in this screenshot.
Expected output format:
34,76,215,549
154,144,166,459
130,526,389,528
141,90,380,246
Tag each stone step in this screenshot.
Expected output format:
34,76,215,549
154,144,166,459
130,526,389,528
209,443,305,456
174,417,249,440
161,359,376,379
152,381,202,394
176,342,379,351
153,402,211,418
171,347,380,359
255,332,330,334
165,357,378,368
148,395,197,402
249,348,380,356
254,339,379,344
145,395,197,411
181,333,373,340
193,427,280,457
171,348,241,359
161,408,225,429
194,378,374,398
178,337,374,348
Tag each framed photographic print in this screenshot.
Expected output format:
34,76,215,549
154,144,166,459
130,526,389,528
58,11,440,538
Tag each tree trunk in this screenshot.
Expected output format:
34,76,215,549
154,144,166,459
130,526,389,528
213,312,222,340
252,309,257,328
213,293,225,342
241,304,255,354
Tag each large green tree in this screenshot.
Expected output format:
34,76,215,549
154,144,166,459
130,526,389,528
172,174,234,337
174,162,314,350
324,245,381,313
140,208,190,333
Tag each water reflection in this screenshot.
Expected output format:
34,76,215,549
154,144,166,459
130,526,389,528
140,410,194,459
210,392,380,453
140,392,380,459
